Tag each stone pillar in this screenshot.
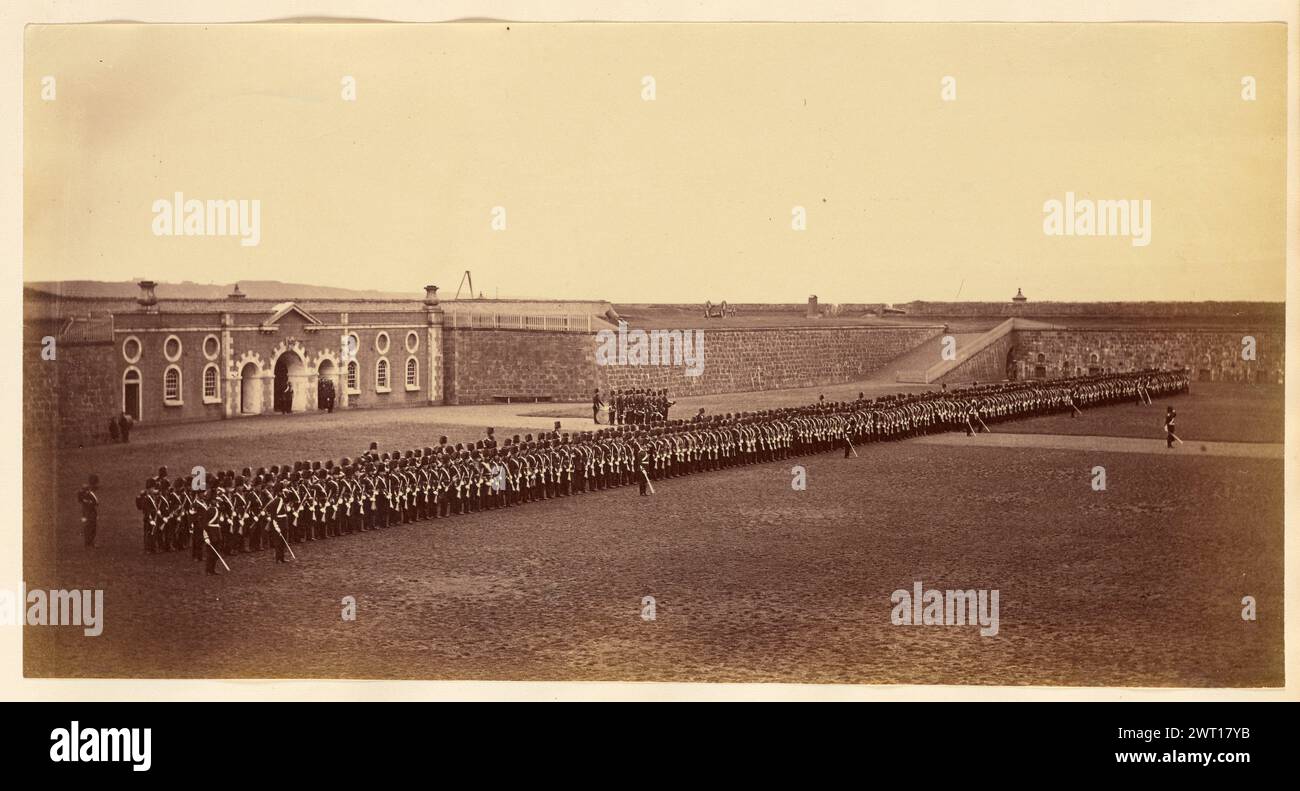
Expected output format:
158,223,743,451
221,313,235,419
427,303,444,405
262,373,276,415
339,312,350,409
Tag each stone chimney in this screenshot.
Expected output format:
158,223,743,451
424,284,440,307
137,280,159,313
806,294,819,318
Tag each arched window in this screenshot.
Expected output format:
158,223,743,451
375,358,390,392
346,360,360,393
164,365,183,404
202,363,221,404
405,356,419,390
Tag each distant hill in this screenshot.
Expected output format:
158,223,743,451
25,280,424,301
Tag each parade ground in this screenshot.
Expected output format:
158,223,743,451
24,382,1285,686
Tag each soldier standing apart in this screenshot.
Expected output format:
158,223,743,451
270,484,290,564
199,489,223,575
1165,407,1177,449
78,475,100,548
636,444,651,496
592,389,604,424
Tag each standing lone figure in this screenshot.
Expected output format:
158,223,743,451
636,444,652,496
592,389,604,424
78,475,100,548
1165,406,1177,449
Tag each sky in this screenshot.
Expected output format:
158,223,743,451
23,22,1287,303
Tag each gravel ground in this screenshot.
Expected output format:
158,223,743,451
996,382,1284,444
23,384,1283,686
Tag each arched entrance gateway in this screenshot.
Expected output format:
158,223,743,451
239,362,262,414
122,368,142,421
273,353,308,414
316,358,339,412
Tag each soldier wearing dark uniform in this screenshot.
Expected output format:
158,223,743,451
1165,407,1177,449
660,389,675,422
198,489,223,575
593,389,604,424
636,444,651,496
268,482,290,563
78,475,100,548
136,479,161,553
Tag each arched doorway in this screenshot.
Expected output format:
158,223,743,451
239,363,262,414
317,359,338,412
122,368,142,421
273,353,307,414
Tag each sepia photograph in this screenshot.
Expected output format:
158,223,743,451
12,11,1292,698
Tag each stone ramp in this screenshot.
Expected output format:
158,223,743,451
892,316,1065,384
870,332,984,384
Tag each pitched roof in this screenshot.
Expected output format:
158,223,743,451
263,302,323,327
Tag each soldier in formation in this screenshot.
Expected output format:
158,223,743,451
131,369,1188,570
610,387,675,425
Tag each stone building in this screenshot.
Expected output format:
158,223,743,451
22,283,1285,448
110,282,449,424
23,282,608,445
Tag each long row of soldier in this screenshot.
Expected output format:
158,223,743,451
137,368,1188,573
